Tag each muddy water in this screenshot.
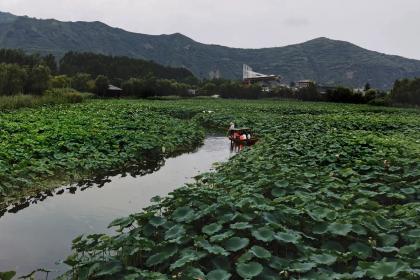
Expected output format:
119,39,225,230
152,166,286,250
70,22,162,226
0,136,234,278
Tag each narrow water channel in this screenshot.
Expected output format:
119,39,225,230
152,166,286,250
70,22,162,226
0,136,234,278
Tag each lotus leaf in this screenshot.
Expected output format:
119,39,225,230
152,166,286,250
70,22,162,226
327,223,353,236
224,237,250,252
310,253,337,265
165,225,185,240
202,223,223,235
249,246,271,259
236,262,263,279
207,269,231,280
172,207,195,223
366,260,408,279
252,227,275,242
274,231,300,244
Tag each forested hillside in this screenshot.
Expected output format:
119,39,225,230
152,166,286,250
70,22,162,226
2,11,420,89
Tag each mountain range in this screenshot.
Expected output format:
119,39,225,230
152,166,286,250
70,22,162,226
1,11,420,89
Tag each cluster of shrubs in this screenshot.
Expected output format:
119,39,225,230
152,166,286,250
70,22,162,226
0,88,93,110
391,78,420,105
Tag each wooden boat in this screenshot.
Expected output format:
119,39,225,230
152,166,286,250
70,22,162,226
228,128,258,146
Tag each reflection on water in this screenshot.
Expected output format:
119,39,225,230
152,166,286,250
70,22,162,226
1,157,165,218
0,136,234,278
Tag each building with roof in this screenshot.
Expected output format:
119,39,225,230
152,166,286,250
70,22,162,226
242,64,281,91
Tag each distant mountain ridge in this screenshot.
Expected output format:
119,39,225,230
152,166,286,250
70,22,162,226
1,11,420,89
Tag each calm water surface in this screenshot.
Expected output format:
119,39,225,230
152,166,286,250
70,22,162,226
0,136,234,278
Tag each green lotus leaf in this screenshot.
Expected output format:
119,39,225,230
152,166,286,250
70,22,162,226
257,267,281,280
375,246,399,253
290,262,316,273
252,227,275,242
150,196,161,203
145,245,178,267
274,180,289,188
237,252,254,263
219,213,238,224
230,222,252,230
351,224,367,235
378,234,398,246
236,262,263,279
172,207,195,223
349,242,372,259
339,168,355,178
0,271,16,280
307,207,332,221
164,224,186,240
271,187,286,197
202,223,223,235
224,237,249,252
184,267,205,279
210,230,235,242
310,253,337,265
401,187,415,195
108,216,134,228
304,172,316,178
373,216,391,230
406,229,420,238
249,246,271,259
210,256,231,271
94,262,123,277
262,212,282,225
207,269,231,280
327,222,352,236
268,256,289,271
149,216,166,227
366,260,407,279
274,231,300,244
169,250,206,271
312,223,329,234
322,240,345,252
197,240,229,256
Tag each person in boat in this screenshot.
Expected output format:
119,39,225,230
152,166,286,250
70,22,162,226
228,122,235,132
228,122,235,137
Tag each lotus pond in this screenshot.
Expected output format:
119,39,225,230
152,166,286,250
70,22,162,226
1,99,419,279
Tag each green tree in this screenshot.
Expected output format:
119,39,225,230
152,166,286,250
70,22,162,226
43,54,58,74
0,63,27,95
51,75,71,88
26,64,51,95
71,73,92,92
296,82,319,101
95,75,109,96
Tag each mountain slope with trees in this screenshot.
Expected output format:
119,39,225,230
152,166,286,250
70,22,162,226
1,11,420,89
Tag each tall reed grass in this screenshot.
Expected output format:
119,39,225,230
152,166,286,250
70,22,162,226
0,88,94,110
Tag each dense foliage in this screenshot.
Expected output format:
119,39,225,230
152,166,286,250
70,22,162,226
59,52,196,83
54,100,419,280
0,102,204,202
0,48,57,72
0,88,91,110
391,78,420,106
0,63,51,96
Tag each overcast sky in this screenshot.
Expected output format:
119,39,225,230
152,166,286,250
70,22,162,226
0,0,419,59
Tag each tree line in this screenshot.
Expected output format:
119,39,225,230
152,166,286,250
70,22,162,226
0,48,419,106
0,49,197,97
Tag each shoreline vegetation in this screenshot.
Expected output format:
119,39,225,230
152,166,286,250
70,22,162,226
0,88,93,110
0,100,205,207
